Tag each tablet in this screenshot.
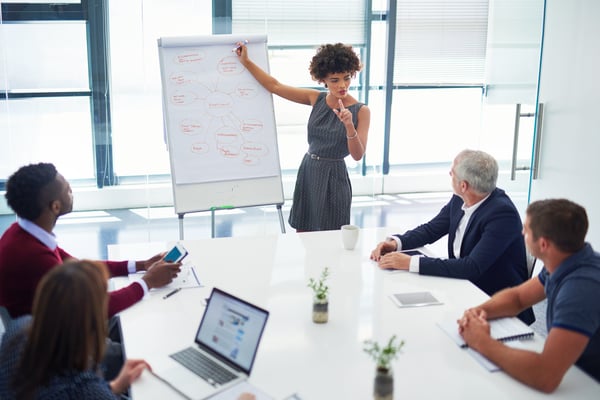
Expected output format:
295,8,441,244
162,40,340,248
389,291,443,308
401,249,425,256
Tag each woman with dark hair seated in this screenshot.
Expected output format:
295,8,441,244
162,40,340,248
0,260,149,399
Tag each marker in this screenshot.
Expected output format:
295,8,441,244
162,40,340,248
210,205,235,211
163,287,181,299
232,39,249,52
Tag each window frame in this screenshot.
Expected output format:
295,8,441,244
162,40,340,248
1,0,492,190
0,0,114,188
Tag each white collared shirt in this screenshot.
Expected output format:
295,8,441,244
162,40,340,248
18,218,58,251
392,193,490,273
17,218,144,291
452,194,489,260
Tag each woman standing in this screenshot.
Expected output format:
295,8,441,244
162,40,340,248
237,42,370,231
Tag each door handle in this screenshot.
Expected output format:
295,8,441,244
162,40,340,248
511,104,521,180
511,104,536,180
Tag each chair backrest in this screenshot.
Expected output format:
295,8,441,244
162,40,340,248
0,306,12,331
526,251,537,279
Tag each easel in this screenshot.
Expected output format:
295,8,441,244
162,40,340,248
178,203,286,239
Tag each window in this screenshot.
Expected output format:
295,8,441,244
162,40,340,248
232,0,368,47
1,0,544,209
0,2,94,184
108,0,214,179
393,0,489,85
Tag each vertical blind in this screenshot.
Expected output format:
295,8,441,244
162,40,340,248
394,0,489,84
232,0,368,47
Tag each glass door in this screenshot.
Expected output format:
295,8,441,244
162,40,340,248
478,0,545,215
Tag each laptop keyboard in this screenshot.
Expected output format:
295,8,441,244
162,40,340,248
170,347,238,386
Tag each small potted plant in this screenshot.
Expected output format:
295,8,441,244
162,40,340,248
307,266,330,323
363,335,405,400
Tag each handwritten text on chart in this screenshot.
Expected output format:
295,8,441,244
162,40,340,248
162,40,280,184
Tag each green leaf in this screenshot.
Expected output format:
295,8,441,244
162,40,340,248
307,267,330,299
362,335,405,369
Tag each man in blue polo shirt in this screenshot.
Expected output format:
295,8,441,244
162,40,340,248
458,198,600,392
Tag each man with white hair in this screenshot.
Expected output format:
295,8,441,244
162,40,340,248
371,149,534,324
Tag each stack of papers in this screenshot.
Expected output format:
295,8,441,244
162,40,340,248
438,317,534,348
209,381,274,400
129,265,201,290
437,317,535,372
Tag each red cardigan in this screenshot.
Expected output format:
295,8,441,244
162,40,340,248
0,223,143,318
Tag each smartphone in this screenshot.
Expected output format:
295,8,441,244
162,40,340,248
164,243,188,263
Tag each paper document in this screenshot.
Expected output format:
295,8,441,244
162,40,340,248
467,340,530,372
129,264,201,290
437,317,534,348
207,380,275,400
438,317,535,372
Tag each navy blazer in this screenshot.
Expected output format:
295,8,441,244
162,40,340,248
394,188,535,324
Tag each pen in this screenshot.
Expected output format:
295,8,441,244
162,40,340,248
163,288,181,299
232,39,248,52
191,267,200,286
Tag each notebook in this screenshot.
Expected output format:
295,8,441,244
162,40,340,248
156,287,269,400
438,316,534,348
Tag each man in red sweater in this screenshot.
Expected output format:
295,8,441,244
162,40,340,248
0,162,182,319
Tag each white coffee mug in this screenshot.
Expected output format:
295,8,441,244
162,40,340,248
341,224,360,250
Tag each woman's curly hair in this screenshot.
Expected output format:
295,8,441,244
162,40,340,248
309,43,362,82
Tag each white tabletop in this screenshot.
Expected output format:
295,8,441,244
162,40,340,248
109,228,599,399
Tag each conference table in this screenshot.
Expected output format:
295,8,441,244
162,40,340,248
109,227,600,399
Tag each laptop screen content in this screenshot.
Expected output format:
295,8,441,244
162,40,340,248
195,288,269,374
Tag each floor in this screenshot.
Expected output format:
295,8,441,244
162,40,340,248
0,192,455,260
0,191,546,336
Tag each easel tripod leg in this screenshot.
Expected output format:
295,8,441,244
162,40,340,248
277,204,286,234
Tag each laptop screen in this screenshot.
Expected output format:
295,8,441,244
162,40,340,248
195,288,269,374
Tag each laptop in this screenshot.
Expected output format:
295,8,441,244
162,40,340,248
157,287,270,399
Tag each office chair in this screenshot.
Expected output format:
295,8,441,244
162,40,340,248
0,306,12,341
526,251,537,279
0,306,12,330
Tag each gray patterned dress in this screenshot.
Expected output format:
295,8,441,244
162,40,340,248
288,92,364,231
